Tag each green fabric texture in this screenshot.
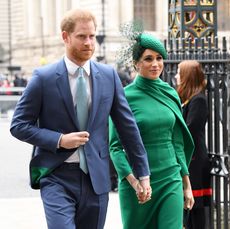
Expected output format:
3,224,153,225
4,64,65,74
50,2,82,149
109,76,194,180
109,75,194,228
134,75,194,165
139,34,167,59
31,167,53,188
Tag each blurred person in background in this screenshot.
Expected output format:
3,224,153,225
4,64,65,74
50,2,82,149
1,78,12,95
175,60,212,229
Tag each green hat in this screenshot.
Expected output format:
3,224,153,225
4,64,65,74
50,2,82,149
139,33,167,59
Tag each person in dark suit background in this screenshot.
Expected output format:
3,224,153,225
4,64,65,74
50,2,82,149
175,60,212,229
10,8,151,229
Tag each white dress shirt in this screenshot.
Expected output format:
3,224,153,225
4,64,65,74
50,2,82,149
63,56,91,163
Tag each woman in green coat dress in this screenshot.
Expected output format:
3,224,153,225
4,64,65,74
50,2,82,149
109,31,195,229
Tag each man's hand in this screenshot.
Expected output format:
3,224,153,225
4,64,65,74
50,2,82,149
59,131,90,149
138,178,152,204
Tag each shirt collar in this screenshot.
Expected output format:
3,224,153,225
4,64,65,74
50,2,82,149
64,56,90,76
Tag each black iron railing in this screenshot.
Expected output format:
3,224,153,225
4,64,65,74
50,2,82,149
162,37,230,229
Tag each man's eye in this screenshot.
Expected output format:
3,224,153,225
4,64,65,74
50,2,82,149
77,35,85,39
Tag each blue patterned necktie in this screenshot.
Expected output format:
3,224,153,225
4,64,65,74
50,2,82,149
76,67,88,174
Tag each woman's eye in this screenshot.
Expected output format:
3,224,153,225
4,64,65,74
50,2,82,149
143,56,163,62
157,56,163,61
144,57,153,62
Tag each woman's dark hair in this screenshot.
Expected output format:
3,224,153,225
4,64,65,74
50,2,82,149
132,42,146,62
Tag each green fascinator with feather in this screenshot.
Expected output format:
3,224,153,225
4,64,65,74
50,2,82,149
116,20,167,69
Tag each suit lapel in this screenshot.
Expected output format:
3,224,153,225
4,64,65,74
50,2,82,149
56,59,78,129
88,62,102,129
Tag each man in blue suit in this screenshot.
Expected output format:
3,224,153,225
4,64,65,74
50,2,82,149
10,8,151,229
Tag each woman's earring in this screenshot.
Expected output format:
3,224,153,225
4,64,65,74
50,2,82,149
134,65,139,72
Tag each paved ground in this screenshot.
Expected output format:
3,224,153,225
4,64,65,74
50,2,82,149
0,117,122,229
0,193,121,229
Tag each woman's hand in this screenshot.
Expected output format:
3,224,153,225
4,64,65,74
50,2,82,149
126,174,152,204
183,175,194,210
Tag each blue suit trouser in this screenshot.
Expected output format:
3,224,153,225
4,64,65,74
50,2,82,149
40,163,109,229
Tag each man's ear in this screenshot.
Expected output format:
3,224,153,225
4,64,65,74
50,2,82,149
62,31,69,43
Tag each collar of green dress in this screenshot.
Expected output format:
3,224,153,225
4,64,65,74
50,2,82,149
134,75,194,166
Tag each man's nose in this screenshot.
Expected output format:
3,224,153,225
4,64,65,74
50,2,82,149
84,37,92,45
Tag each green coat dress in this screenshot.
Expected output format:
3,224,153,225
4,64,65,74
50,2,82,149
109,75,194,229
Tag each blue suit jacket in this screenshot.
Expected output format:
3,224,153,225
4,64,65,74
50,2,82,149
10,58,150,194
